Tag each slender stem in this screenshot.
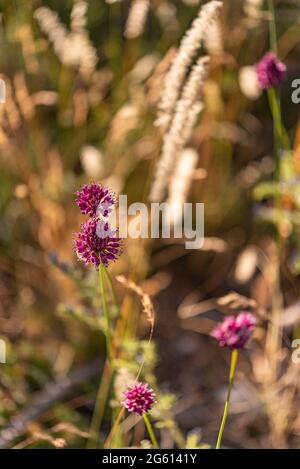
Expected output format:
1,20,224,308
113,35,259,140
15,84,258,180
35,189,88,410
267,88,290,157
216,349,239,449
267,0,278,54
99,262,112,363
264,0,285,412
143,413,159,449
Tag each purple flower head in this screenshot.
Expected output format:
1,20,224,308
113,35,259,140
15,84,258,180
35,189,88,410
122,382,156,416
75,183,116,217
211,312,256,350
74,217,122,269
256,52,286,89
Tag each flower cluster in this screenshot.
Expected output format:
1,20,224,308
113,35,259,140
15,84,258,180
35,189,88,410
75,183,116,217
211,312,256,350
74,183,121,268
122,382,156,416
256,52,286,90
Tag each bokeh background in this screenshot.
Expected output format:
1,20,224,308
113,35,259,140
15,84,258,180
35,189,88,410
0,0,300,449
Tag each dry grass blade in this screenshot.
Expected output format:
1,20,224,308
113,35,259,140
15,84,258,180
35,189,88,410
116,275,155,343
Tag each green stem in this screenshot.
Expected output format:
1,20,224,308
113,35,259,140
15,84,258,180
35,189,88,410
267,0,278,54
104,267,119,312
99,262,112,363
267,88,290,156
143,413,159,449
216,349,239,449
87,359,112,448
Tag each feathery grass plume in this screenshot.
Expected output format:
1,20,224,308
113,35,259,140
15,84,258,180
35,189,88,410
166,148,198,226
149,56,209,202
124,0,150,39
156,1,222,133
256,52,286,90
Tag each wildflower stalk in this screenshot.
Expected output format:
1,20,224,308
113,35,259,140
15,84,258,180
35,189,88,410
264,0,286,408
143,413,159,449
99,262,112,363
216,349,239,449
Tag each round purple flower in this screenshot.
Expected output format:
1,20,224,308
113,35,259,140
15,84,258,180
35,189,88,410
122,382,156,416
74,217,122,268
211,312,256,349
256,52,286,89
75,183,116,217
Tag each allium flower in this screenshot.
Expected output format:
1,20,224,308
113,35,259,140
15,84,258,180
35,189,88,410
75,217,122,268
75,183,116,217
256,52,286,89
211,312,256,349
122,382,156,416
